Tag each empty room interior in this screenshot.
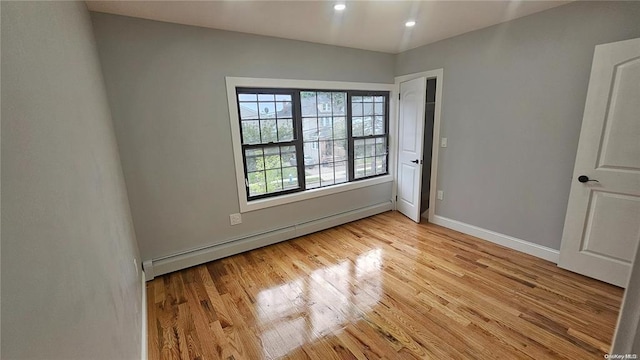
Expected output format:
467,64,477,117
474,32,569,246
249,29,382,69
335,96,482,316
3,0,640,359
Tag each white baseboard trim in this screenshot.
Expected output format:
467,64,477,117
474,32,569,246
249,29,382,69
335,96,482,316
142,260,154,281
140,270,147,360
430,215,560,263
144,201,393,279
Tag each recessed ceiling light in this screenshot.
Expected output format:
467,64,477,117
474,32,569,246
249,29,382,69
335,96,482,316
334,4,346,11
405,20,416,27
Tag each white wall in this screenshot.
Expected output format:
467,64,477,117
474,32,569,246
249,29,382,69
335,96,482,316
396,1,640,250
89,12,396,265
1,2,142,359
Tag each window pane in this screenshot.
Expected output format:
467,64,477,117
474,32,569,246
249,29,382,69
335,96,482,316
352,102,363,117
245,149,264,172
374,116,385,135
305,166,320,189
303,118,318,140
365,157,375,176
265,169,283,192
375,137,386,155
264,153,281,170
374,96,384,102
239,102,259,120
245,144,300,198
320,140,333,165
282,167,298,189
317,92,332,115
259,102,276,119
363,103,374,116
352,117,363,137
376,156,387,175
279,152,293,168
258,94,275,102
248,171,266,196
276,94,291,101
363,96,373,102
280,145,296,166
260,120,277,143
242,121,261,144
264,146,279,155
333,117,346,139
319,118,333,140
301,92,317,117
374,102,384,116
335,161,347,184
245,148,263,157
352,96,362,102
354,158,365,178
321,163,335,187
238,93,257,102
332,93,346,115
365,138,376,157
276,102,293,118
363,117,373,136
277,119,294,142
334,139,347,162
354,139,365,159
304,142,319,166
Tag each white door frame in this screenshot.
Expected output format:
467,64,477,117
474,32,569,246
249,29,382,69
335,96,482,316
612,239,640,354
393,69,444,222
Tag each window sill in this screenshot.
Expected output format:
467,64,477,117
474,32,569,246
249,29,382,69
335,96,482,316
240,174,393,213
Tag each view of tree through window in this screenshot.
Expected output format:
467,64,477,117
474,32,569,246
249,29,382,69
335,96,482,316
238,91,301,198
236,88,388,201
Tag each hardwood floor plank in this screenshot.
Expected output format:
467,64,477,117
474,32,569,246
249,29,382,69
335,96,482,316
332,329,369,360
197,267,234,328
220,293,265,360
155,278,166,304
182,280,222,360
175,303,194,360
147,211,623,359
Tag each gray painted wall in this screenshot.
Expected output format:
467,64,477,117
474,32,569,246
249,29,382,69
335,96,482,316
396,1,640,250
89,13,395,262
1,2,142,359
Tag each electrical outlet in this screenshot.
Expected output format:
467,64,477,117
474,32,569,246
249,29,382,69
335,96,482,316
230,213,242,225
437,190,444,200
441,138,448,148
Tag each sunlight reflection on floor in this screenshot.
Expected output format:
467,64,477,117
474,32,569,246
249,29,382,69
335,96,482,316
257,248,382,358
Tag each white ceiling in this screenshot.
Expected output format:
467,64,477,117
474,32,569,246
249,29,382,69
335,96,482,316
86,0,572,54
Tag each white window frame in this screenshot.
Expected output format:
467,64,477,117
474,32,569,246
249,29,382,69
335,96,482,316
226,76,396,213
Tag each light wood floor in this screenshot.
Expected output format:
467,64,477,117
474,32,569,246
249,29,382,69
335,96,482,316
147,211,624,360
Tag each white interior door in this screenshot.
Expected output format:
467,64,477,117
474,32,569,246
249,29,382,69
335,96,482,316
559,37,640,287
396,77,426,222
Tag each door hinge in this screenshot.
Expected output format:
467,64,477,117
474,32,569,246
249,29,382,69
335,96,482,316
395,195,398,201
398,93,401,100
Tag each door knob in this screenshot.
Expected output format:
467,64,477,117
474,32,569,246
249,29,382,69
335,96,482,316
578,175,599,183
411,159,419,164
